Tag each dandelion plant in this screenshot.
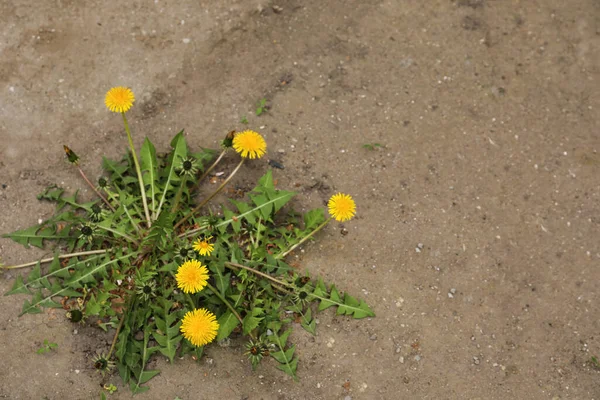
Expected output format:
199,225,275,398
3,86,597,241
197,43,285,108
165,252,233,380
1,86,373,393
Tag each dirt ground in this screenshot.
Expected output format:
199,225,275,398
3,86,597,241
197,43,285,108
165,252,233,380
1,0,599,399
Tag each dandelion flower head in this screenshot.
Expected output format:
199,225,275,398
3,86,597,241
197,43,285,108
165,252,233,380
193,236,214,257
180,308,219,347
175,260,209,293
105,86,135,113
327,193,356,222
232,130,267,159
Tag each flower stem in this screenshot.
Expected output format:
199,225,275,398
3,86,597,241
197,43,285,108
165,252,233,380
224,262,291,288
276,217,333,259
0,249,110,270
122,112,152,228
184,293,196,310
174,159,245,231
77,167,115,212
170,174,188,215
196,149,227,185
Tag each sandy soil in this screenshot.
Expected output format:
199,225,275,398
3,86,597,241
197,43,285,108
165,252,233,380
1,0,599,399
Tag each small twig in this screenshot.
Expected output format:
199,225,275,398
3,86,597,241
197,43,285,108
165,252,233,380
1,249,110,270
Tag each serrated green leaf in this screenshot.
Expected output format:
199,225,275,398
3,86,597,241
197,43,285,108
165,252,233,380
303,208,325,230
300,307,316,335
249,194,272,219
230,199,256,225
19,253,134,316
269,329,298,381
242,307,263,335
309,280,375,319
151,300,182,363
6,275,30,295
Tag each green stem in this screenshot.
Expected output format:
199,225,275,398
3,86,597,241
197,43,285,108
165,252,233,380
224,262,291,288
276,217,333,259
0,249,110,270
170,174,188,215
205,282,245,331
184,293,196,310
122,112,152,228
174,158,245,231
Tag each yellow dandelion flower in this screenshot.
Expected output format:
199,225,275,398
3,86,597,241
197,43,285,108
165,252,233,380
232,130,267,159
105,86,135,113
175,260,209,293
193,236,215,257
180,308,219,347
327,193,356,222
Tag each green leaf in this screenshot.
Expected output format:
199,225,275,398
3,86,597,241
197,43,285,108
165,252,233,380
216,311,240,341
303,208,325,230
3,226,45,249
19,253,134,316
242,307,263,335
269,328,298,381
5,254,107,296
300,307,316,335
141,138,159,218
37,185,65,202
155,131,187,220
151,300,182,363
310,279,375,319
208,262,230,297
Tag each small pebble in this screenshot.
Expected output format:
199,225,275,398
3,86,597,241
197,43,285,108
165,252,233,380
75,369,80,374
414,355,421,361
399,356,404,363
417,243,424,249
73,329,78,335
369,334,377,341
448,293,454,298
450,288,456,294
344,396,352,400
